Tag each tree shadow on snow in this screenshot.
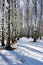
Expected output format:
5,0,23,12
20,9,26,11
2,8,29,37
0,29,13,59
9,50,43,65
17,44,43,54
0,53,15,65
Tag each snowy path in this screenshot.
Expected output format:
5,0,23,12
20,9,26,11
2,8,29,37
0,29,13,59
0,37,43,65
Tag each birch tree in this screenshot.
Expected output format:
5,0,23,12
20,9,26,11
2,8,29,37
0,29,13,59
6,0,12,50
26,0,29,38
1,0,5,46
33,0,37,42
16,0,20,40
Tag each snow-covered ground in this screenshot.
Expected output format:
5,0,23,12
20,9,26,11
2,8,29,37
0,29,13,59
0,37,43,65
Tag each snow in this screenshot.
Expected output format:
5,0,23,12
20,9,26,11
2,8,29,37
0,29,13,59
0,37,43,65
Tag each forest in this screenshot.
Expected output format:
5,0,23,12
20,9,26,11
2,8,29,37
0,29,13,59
0,0,43,65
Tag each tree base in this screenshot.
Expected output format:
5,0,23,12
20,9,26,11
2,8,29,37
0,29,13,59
27,36,29,38
5,46,14,50
2,44,5,46
34,38,36,42
40,37,41,39
17,37,19,40
32,36,33,38
12,40,14,43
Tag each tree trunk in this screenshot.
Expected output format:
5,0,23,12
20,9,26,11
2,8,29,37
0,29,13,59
2,0,5,46
6,0,13,50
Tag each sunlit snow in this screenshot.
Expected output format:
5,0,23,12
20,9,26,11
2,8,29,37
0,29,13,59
0,37,43,65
